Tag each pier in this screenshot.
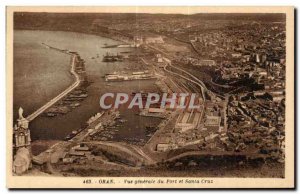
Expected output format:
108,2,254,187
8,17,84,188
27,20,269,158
26,45,82,122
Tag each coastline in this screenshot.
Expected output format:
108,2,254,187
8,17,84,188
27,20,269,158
14,27,128,44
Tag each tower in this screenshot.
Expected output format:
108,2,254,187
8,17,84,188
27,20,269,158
12,107,32,175
13,107,31,153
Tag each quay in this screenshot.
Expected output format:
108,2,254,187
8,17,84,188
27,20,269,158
26,44,83,121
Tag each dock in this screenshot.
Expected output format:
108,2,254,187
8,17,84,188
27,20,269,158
26,44,83,121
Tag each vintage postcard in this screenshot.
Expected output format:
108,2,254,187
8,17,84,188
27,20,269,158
6,6,294,189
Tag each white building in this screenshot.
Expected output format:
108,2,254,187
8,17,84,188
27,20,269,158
144,36,164,44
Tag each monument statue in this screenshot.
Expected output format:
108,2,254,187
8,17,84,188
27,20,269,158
18,107,24,119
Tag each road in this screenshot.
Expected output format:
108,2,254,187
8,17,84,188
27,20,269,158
26,54,80,121
166,150,266,162
210,78,233,89
82,141,154,164
90,156,141,170
130,145,156,164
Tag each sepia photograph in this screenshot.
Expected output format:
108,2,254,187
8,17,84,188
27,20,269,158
6,6,294,189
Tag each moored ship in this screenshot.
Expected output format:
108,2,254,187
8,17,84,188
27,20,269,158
102,52,123,62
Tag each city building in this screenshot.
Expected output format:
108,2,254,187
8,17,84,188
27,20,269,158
175,110,202,133
144,36,164,44
205,115,221,132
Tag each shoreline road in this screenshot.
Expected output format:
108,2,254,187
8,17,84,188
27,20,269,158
26,54,80,122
